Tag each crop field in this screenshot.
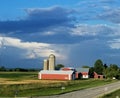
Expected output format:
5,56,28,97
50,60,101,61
0,72,117,97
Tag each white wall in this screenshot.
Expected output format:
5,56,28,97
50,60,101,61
82,75,89,78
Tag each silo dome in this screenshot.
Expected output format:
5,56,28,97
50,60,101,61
49,54,55,58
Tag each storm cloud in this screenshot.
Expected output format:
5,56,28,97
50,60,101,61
0,6,75,34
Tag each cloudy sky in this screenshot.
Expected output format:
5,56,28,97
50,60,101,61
0,0,120,68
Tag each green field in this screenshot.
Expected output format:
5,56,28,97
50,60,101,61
101,89,120,98
0,72,118,97
0,72,38,79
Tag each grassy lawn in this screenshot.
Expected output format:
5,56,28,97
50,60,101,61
101,89,120,98
0,72,118,97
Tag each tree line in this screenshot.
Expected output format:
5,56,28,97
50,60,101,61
0,66,40,72
88,59,120,79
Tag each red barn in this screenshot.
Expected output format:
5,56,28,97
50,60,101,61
38,70,75,80
94,72,104,79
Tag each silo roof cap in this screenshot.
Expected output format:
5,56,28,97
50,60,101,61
49,54,55,57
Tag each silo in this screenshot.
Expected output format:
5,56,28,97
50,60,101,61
48,54,55,70
43,59,49,70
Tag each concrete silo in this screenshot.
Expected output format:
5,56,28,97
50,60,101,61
48,54,55,70
43,59,49,70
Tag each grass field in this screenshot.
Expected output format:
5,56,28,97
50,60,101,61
101,89,120,98
0,72,118,97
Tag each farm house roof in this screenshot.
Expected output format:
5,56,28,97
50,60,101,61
39,70,74,74
76,68,89,73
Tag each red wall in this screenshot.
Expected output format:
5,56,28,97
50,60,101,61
94,72,104,79
81,72,88,75
40,74,71,80
75,72,78,78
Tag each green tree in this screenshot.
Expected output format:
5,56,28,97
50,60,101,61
55,64,64,70
94,59,104,75
103,64,108,78
103,64,108,69
116,68,120,80
0,66,6,71
106,64,119,79
89,67,94,78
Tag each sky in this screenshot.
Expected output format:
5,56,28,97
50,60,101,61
0,0,120,68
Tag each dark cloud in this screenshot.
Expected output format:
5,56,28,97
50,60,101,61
0,6,79,44
10,32,82,44
25,6,75,21
0,6,75,34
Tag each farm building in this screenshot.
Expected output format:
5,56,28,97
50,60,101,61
38,54,76,80
76,68,89,79
38,70,75,80
94,72,104,79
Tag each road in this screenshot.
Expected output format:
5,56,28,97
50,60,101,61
32,81,120,98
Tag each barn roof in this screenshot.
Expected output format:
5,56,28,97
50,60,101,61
39,70,74,74
61,67,76,71
76,68,89,73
